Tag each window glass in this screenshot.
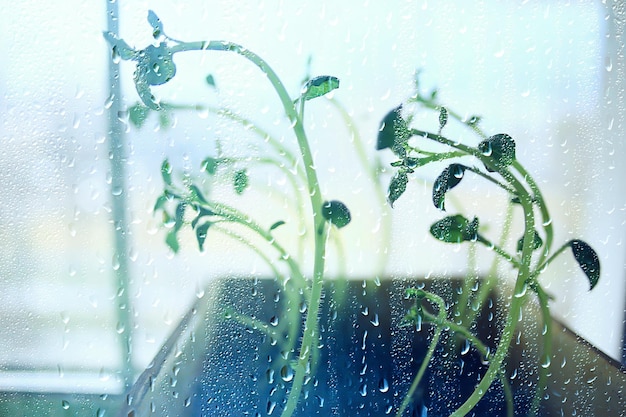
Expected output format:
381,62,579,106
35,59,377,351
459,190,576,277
0,0,623,406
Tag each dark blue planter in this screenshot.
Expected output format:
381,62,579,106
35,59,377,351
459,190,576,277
119,278,626,417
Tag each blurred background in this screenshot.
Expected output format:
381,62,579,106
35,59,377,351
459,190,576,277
0,0,624,414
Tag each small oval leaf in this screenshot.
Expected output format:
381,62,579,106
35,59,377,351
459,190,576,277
153,193,169,212
161,160,172,185
569,239,600,290
301,75,340,101
205,74,216,88
142,43,176,86
201,157,219,175
195,222,212,252
432,164,467,211
430,215,478,243
377,105,410,156
388,170,408,208
438,107,448,130
102,32,136,60
516,229,543,252
165,230,180,253
147,10,164,39
191,206,215,228
128,103,150,128
133,64,161,110
233,169,249,195
478,133,516,172
321,200,351,229
269,220,286,231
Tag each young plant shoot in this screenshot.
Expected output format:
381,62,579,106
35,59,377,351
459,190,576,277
105,11,350,417
378,76,600,416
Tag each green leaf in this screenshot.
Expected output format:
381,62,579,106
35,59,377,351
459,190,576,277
128,103,150,128
164,202,186,253
134,64,161,110
432,164,467,211
153,193,169,212
388,170,408,208
147,10,164,39
377,105,410,158
233,169,249,195
478,133,516,172
142,43,176,86
516,229,543,252
430,215,479,243
174,202,186,228
321,200,351,229
159,111,172,129
102,32,136,60
569,240,600,290
201,157,219,175
269,220,286,231
205,74,216,88
191,206,214,228
438,107,448,130
133,44,177,110
165,230,180,253
195,222,212,251
161,160,172,185
188,184,209,205
301,75,340,101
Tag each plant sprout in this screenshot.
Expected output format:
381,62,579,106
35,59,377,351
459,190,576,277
105,11,357,417
378,75,600,416
104,10,601,417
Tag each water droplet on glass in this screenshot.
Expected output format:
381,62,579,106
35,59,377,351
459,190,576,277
267,400,276,415
116,322,125,334
359,383,367,397
61,400,70,410
104,93,115,109
111,254,120,271
195,284,205,299
461,339,471,355
514,283,527,298
280,365,294,382
481,142,493,156
96,408,106,417
378,378,389,393
370,314,380,326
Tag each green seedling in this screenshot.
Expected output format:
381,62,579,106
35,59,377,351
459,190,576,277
378,74,600,416
104,11,390,417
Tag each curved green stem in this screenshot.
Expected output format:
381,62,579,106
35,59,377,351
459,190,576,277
410,125,538,416
212,224,302,354
512,161,554,263
449,168,536,417
168,40,328,416
330,98,392,275
529,284,552,416
396,292,447,417
461,202,515,329
476,235,521,269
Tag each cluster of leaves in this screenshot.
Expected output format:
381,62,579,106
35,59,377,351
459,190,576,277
153,158,249,253
377,102,600,290
378,78,601,417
